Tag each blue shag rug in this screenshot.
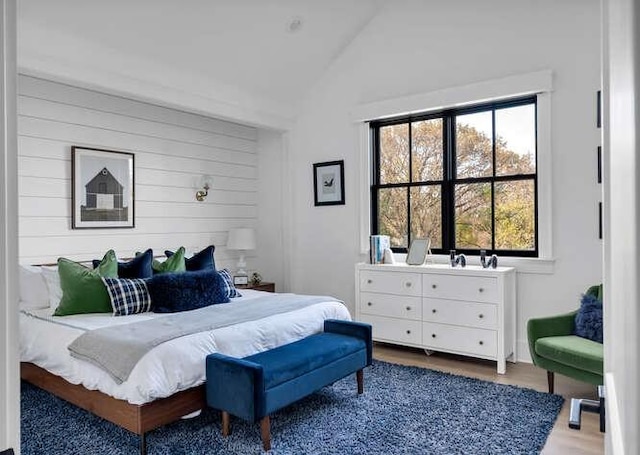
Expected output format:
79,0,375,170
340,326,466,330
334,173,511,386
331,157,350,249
21,361,563,454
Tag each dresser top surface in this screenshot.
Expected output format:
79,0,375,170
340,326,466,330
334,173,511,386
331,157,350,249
357,262,515,275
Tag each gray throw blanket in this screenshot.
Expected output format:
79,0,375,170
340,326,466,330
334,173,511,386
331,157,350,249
68,294,341,384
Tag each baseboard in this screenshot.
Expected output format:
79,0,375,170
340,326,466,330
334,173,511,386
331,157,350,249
605,373,625,454
516,340,532,363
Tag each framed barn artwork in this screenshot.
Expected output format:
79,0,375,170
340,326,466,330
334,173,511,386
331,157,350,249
313,160,345,206
71,146,135,229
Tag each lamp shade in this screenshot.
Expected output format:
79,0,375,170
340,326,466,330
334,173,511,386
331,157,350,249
227,228,256,251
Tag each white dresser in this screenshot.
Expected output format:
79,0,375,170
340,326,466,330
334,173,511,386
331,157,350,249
355,263,516,374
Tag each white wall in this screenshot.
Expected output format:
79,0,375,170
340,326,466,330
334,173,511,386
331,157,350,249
285,0,603,361
0,0,19,451
255,129,286,290
603,0,639,452
18,75,261,271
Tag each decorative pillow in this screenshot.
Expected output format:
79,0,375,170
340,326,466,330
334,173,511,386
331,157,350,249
146,269,229,313
41,266,63,309
151,247,186,274
19,265,50,310
574,293,603,343
93,249,153,279
218,268,242,298
165,245,216,271
53,250,118,316
102,277,152,316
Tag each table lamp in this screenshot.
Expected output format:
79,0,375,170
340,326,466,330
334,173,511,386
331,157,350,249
227,227,256,277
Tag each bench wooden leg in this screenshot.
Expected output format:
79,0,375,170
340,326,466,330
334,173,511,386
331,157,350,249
260,416,271,451
221,411,230,437
547,371,555,394
357,369,364,394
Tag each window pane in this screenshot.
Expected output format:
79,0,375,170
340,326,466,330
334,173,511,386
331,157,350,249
456,111,493,178
379,124,409,184
495,104,536,176
410,186,442,249
411,119,443,182
377,187,408,248
455,183,492,249
495,180,535,250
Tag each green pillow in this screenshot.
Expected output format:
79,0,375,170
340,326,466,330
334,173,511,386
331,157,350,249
54,250,118,316
152,246,186,274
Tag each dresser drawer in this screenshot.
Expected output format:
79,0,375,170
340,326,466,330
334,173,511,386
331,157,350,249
359,314,422,345
359,271,421,296
360,292,422,320
422,322,497,358
423,298,497,329
422,274,498,303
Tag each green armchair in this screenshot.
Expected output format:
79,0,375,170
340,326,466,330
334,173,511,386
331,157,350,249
527,285,604,394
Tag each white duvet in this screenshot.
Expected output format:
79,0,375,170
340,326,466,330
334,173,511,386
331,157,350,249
20,290,351,405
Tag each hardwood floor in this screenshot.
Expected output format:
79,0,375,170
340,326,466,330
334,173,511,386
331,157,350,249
374,343,604,455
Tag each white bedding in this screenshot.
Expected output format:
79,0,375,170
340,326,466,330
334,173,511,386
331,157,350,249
20,290,351,405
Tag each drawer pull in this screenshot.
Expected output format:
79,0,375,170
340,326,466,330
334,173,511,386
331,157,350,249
367,302,372,306
479,341,484,346
431,333,436,338
406,330,411,335
406,306,411,311
478,314,484,319
405,282,412,287
479,287,484,293
367,279,372,284
432,309,437,314
431,284,437,289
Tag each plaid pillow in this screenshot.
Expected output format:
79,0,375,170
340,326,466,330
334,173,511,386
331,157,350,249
102,277,152,316
217,269,242,298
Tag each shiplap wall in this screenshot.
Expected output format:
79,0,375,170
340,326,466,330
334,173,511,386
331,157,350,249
17,75,259,268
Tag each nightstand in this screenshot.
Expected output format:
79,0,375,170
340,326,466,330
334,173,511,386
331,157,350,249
237,282,275,293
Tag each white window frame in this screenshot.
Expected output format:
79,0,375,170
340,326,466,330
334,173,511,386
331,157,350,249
353,70,554,274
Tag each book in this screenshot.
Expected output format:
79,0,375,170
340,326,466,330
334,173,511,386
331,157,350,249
370,235,390,264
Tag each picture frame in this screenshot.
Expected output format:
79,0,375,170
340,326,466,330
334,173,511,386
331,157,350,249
72,146,135,229
313,160,345,206
406,238,430,265
233,275,249,286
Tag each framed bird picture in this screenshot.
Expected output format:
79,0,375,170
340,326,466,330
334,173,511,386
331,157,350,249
313,160,345,206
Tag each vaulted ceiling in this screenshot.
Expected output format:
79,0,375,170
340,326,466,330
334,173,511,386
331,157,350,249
18,0,384,128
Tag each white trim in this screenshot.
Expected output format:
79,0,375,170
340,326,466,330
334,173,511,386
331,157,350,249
351,70,553,122
536,92,553,260
355,71,555,264
605,373,625,455
357,123,371,254
0,0,19,452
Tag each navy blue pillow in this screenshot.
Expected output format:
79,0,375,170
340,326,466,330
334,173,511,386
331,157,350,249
93,249,153,279
574,293,603,343
147,269,229,313
165,245,216,271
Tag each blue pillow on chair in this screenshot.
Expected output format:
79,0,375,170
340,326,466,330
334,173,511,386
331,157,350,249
147,269,229,313
165,245,216,271
574,293,603,343
93,249,153,279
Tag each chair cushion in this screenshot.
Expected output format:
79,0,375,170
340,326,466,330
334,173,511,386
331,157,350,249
535,335,603,376
244,332,366,389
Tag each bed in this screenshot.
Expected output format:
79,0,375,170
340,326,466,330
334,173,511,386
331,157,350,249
20,289,351,453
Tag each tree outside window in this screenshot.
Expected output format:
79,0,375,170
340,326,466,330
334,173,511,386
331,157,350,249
371,97,537,257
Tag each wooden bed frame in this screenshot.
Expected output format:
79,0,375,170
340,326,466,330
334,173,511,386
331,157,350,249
21,362,206,455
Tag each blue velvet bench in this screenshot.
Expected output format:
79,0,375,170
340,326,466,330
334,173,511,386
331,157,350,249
206,319,373,451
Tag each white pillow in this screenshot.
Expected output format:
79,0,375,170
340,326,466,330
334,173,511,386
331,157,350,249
41,266,62,309
19,265,50,310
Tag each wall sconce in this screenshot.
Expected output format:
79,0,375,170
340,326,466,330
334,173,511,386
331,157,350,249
195,175,212,202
